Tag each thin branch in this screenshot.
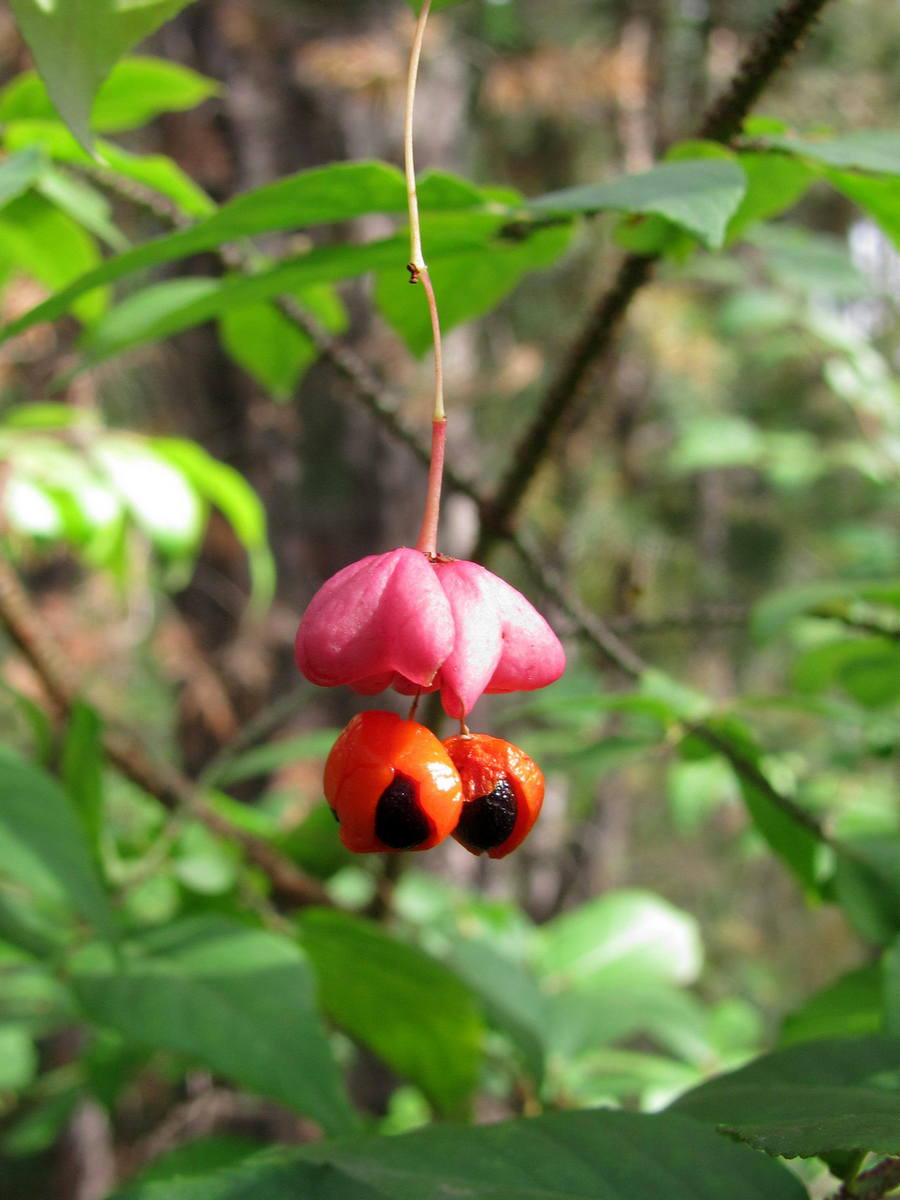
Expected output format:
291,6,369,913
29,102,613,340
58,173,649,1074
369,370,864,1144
830,1157,900,1200
0,555,330,909
475,0,837,557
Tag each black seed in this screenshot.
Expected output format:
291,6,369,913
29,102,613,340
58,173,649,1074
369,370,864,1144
456,777,517,851
375,772,433,849
329,806,340,823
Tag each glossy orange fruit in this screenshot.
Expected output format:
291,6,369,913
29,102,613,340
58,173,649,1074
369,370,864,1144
324,710,462,853
443,733,544,859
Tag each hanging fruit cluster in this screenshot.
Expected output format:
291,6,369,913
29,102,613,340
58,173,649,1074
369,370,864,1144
294,550,564,859
293,0,564,857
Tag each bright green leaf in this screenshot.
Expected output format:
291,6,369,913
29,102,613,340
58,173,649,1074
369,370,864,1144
93,433,205,556
529,159,747,248
827,168,900,250
219,283,347,400
376,216,572,355
0,190,105,323
727,152,814,241
0,56,218,133
8,0,198,150
4,118,216,217
71,917,355,1134
296,908,483,1118
149,437,276,607
536,890,703,990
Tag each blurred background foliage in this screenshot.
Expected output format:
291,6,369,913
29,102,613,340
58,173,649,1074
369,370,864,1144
0,0,898,1197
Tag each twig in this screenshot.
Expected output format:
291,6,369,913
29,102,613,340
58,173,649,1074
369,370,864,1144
830,1156,900,1200
0,554,330,909
475,0,837,556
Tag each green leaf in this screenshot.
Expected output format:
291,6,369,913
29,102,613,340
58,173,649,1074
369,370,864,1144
780,965,883,1047
219,283,347,399
405,0,470,12
71,917,354,1134
0,743,116,941
0,1025,38,1091
93,433,205,557
207,729,340,788
76,220,519,366
0,190,104,323
149,437,275,607
112,1109,808,1200
375,217,572,355
671,1035,900,1159
4,118,216,217
0,161,496,341
697,716,821,891
832,836,900,944
445,938,547,1083
536,890,703,990
827,169,900,249
8,0,198,150
766,130,900,176
546,979,711,1066
751,579,900,641
131,1137,266,1187
727,152,814,241
60,699,105,860
296,908,483,1118
0,145,45,210
529,159,747,248
0,56,218,133
36,165,130,251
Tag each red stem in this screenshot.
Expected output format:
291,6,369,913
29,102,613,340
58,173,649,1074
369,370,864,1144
415,417,447,557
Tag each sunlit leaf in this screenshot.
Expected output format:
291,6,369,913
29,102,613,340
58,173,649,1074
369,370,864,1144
0,145,45,210
0,56,218,133
8,0,199,150
530,159,747,248
296,908,483,1118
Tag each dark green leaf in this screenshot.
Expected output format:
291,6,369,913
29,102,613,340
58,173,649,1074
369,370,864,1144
8,0,198,150
530,159,747,248
0,743,115,941
671,1035,900,1159
296,908,483,1118
71,917,355,1134
60,699,104,859
752,579,900,641
780,965,884,1047
0,56,218,132
112,1109,808,1200
832,836,900,944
